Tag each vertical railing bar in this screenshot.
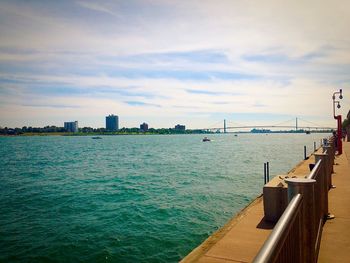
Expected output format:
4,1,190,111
267,162,270,182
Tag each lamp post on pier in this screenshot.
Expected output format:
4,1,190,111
332,89,343,155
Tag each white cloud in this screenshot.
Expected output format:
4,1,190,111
0,0,349,128
76,1,120,17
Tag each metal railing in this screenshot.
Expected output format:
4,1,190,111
253,194,303,263
307,158,326,261
253,137,335,263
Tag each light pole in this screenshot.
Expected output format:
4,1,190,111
332,89,343,154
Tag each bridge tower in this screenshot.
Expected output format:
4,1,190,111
224,119,227,133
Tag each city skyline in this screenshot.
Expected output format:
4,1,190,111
0,1,350,129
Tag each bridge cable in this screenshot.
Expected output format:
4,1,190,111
271,118,296,127
298,118,324,128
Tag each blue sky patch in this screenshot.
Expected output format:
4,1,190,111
107,50,229,64
125,101,161,107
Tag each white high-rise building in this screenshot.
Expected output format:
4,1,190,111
64,121,78,132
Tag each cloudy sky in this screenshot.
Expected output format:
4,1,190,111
0,0,349,129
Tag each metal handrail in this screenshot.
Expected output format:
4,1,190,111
255,136,335,262
307,159,322,180
253,194,303,263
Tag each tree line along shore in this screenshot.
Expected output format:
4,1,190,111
0,125,336,136
0,126,213,136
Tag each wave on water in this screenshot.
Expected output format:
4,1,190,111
0,133,327,262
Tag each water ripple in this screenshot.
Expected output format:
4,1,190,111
0,133,327,262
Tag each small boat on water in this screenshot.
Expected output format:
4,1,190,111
92,136,102,139
202,137,211,142
306,131,311,134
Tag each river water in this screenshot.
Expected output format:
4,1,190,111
0,133,327,262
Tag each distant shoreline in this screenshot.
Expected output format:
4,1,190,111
0,132,208,137
0,130,332,137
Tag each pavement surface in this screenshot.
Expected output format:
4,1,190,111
180,196,272,263
318,140,350,263
181,141,350,263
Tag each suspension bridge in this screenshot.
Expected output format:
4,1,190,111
202,117,335,133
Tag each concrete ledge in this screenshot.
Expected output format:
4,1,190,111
181,147,327,262
263,176,288,222
262,148,324,222
180,196,267,263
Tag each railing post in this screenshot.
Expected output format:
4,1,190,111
285,178,316,263
314,154,329,218
323,145,334,174
323,146,334,187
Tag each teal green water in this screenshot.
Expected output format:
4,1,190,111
0,133,327,262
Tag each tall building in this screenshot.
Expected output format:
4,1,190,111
64,121,78,132
106,114,119,131
140,122,149,132
175,124,186,131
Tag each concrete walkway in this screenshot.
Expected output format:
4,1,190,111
318,140,350,263
180,196,272,263
181,149,322,262
181,142,350,263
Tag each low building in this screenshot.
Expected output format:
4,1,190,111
106,114,119,131
64,121,78,132
140,122,149,132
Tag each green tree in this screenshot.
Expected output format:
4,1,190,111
343,118,350,129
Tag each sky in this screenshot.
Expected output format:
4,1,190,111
0,0,349,129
